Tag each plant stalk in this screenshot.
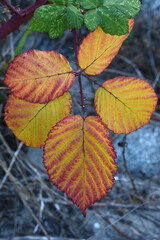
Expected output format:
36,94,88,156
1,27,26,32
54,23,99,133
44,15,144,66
0,0,49,41
72,28,86,118
82,73,102,87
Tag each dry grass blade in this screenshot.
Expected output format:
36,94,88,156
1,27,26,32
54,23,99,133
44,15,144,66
0,141,23,190
0,159,50,240
116,54,145,79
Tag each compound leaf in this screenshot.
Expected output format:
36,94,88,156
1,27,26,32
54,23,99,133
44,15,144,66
79,0,104,9
103,0,141,19
34,5,65,21
66,5,84,29
78,19,134,75
43,115,117,215
94,77,158,134
4,50,75,104
4,93,72,148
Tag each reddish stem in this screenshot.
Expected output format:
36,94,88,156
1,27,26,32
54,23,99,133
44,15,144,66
72,29,86,118
82,73,102,87
72,28,79,60
0,0,49,41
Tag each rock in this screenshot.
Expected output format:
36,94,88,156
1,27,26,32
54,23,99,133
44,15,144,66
114,124,160,178
26,147,45,171
141,0,160,14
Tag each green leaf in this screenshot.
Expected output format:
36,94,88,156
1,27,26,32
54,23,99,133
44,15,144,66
66,5,84,29
34,5,65,21
79,0,104,9
49,14,68,38
98,6,129,35
103,0,141,18
48,0,75,4
66,0,76,4
85,9,101,31
28,17,51,32
48,0,66,3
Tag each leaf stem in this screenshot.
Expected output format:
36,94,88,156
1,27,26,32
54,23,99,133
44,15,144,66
82,73,102,87
72,28,79,61
72,28,86,118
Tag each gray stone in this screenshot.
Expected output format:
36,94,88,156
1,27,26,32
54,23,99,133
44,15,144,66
26,147,45,171
141,0,160,14
114,124,160,178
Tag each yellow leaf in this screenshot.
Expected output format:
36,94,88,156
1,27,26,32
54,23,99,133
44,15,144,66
94,77,158,134
43,115,117,215
4,50,75,103
78,19,134,75
4,92,72,147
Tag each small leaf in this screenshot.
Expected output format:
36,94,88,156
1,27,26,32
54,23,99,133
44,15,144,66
94,77,158,134
66,0,76,4
103,0,141,19
4,50,75,104
66,5,84,29
84,9,101,31
48,0,66,4
49,14,68,39
98,6,129,35
43,115,117,215
48,0,75,4
78,19,134,75
28,17,51,32
34,5,65,21
4,93,72,148
79,0,104,9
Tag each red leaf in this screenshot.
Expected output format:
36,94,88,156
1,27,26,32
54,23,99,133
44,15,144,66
4,49,75,103
43,115,117,215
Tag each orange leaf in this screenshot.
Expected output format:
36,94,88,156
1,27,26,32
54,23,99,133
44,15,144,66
94,77,158,134
4,50,75,103
78,19,134,75
4,92,72,148
43,115,117,215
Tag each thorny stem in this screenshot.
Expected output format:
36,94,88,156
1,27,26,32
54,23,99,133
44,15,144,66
72,28,79,60
0,0,49,40
72,28,86,118
82,73,102,87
